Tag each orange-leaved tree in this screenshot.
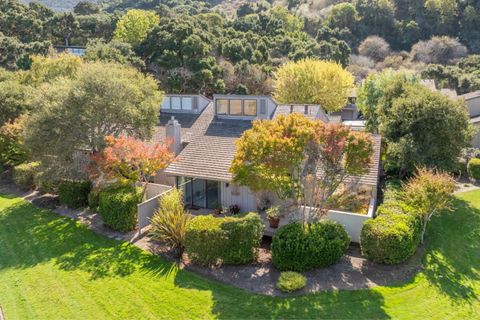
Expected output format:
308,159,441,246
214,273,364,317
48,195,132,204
90,136,174,197
231,113,373,222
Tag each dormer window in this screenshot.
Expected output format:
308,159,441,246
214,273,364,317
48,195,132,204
215,98,257,116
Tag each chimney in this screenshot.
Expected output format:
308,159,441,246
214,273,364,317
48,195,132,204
166,116,182,156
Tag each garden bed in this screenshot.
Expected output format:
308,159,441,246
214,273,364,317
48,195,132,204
0,178,424,296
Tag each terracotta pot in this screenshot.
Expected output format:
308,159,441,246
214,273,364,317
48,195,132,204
268,217,280,228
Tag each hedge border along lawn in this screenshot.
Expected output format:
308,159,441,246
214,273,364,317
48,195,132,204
0,190,479,319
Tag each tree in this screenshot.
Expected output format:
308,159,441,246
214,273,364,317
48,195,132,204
357,69,418,133
24,61,163,179
403,168,455,243
231,113,373,221
358,36,391,62
380,84,473,175
0,115,28,167
49,13,80,46
74,1,101,15
114,9,159,47
410,36,468,65
84,39,145,69
0,76,32,126
90,135,173,196
273,58,354,112
23,53,82,85
327,2,359,30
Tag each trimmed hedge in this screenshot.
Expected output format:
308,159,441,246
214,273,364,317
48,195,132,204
184,212,263,266
34,171,58,194
58,180,92,208
98,185,142,232
271,221,350,272
12,162,40,189
468,158,480,180
276,272,307,293
360,213,421,264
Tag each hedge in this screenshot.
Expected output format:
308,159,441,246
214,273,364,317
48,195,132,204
360,213,421,264
98,185,142,232
271,221,350,272
58,180,92,208
184,212,263,266
468,158,480,180
12,162,40,190
34,171,58,194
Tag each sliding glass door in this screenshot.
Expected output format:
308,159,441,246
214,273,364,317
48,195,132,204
178,177,220,209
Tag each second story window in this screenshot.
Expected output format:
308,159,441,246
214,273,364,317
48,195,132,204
215,98,258,116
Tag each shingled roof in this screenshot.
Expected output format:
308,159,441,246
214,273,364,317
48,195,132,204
163,102,382,187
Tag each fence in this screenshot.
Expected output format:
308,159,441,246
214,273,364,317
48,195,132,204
137,183,173,235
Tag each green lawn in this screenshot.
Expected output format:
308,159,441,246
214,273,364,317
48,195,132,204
0,191,479,319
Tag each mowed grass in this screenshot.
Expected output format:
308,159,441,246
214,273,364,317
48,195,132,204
0,191,479,319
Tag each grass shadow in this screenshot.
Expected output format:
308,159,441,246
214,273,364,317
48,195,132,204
423,197,480,303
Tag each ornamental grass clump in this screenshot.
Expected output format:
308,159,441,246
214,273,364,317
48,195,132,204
150,188,190,255
276,272,307,293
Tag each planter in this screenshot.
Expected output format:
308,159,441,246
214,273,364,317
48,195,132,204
268,217,280,228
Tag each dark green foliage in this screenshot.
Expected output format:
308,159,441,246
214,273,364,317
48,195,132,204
58,180,92,208
98,185,142,232
34,171,58,194
12,161,40,190
271,221,350,272
276,271,307,292
468,158,480,180
360,211,421,264
87,189,100,210
184,212,264,266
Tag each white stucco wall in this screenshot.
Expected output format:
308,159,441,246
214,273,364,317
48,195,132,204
472,122,480,148
220,182,258,212
467,96,480,118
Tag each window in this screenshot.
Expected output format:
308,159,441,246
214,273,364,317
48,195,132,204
229,100,242,115
171,97,181,110
216,99,228,114
244,100,257,116
182,97,192,110
161,97,171,109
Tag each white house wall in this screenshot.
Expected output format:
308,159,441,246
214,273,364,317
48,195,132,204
221,182,258,212
467,96,480,118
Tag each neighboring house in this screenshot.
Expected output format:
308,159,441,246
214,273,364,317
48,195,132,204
54,45,86,56
459,91,480,148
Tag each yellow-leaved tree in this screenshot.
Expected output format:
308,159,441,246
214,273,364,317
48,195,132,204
114,9,160,46
273,58,354,112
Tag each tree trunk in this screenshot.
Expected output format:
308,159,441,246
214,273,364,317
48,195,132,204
421,220,428,244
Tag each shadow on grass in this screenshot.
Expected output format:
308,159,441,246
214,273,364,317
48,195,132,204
0,200,176,280
423,198,480,303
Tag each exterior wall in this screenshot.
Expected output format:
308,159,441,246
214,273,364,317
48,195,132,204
213,94,277,120
466,96,480,118
472,122,480,148
161,94,210,114
220,182,258,212
330,104,359,121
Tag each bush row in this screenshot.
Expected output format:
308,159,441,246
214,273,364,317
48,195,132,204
184,212,264,265
468,158,480,180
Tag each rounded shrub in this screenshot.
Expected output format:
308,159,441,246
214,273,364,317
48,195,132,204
98,185,142,232
12,161,40,189
87,189,100,211
467,158,480,180
360,213,421,264
276,271,307,293
271,221,350,272
184,212,263,266
58,180,92,208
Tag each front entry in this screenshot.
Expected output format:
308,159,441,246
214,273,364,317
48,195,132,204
177,177,220,209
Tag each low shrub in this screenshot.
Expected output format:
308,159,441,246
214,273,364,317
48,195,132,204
271,221,350,272
468,158,480,180
88,189,100,211
34,171,58,194
276,272,307,293
360,213,421,264
58,180,92,208
12,162,40,189
184,212,263,265
98,185,142,232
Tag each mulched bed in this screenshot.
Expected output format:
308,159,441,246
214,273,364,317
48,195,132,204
0,177,424,297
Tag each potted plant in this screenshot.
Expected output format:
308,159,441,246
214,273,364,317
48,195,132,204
229,204,241,215
212,202,222,215
266,206,281,228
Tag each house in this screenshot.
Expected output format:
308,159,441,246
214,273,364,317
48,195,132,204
144,94,382,242
54,45,86,57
